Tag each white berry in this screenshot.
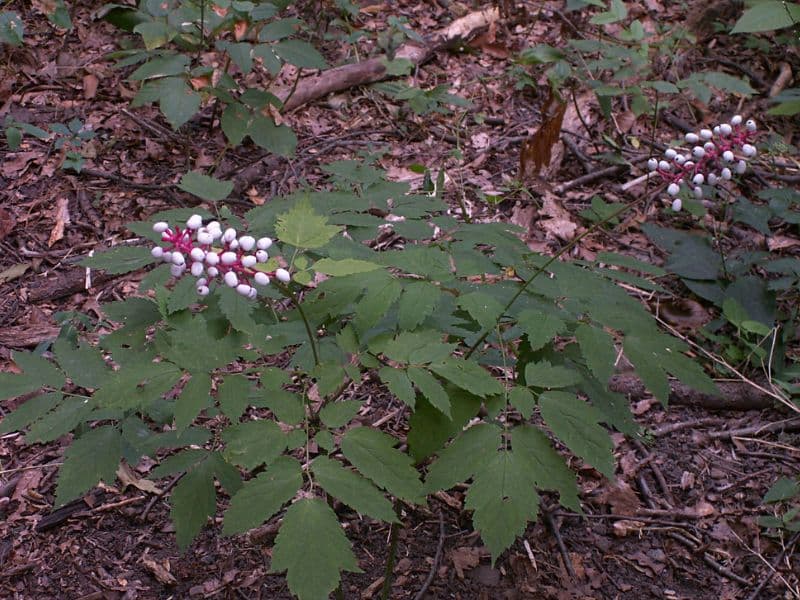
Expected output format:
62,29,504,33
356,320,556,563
254,272,270,286
685,132,699,143
207,266,219,277
671,198,682,212
224,271,239,287
736,160,747,174
731,115,743,126
648,158,658,171
223,228,237,243
719,123,732,136
722,167,732,180
186,214,203,230
197,285,210,297
153,222,169,233
659,160,671,171
693,174,704,185
191,262,204,277
241,255,257,268
742,144,756,157
256,237,273,250
746,119,756,132
170,264,185,277
236,284,252,297
693,186,703,199
172,252,185,266
723,150,734,162
197,231,214,245
667,183,680,196
221,252,238,265
256,250,269,263
700,129,713,140
665,149,678,160
276,268,291,283
238,236,255,251
151,247,164,258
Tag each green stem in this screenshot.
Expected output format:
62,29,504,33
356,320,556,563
464,197,641,360
292,293,320,367
380,518,401,600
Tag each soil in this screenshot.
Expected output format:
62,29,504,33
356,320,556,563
1,1,799,599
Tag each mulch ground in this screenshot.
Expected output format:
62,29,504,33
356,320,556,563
1,1,799,598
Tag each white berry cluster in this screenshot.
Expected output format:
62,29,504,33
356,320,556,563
150,214,290,298
647,115,758,212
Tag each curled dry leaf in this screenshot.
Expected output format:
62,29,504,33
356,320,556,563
519,101,567,179
659,298,710,330
48,197,71,247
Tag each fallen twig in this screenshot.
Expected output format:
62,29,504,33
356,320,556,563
708,418,800,440
413,511,446,600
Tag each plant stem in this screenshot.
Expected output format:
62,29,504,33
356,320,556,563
464,197,641,360
380,519,401,600
290,291,320,367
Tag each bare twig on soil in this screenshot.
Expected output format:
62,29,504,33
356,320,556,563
745,530,800,600
632,439,675,507
544,509,575,578
140,474,181,523
554,165,627,194
708,418,800,440
413,511,445,600
650,417,726,437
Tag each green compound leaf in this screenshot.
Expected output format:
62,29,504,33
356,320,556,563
353,277,402,332
397,281,441,330
221,102,250,146
312,258,382,276
167,275,199,314
732,1,800,33
158,76,201,130
312,456,398,523
457,291,505,330
319,400,361,429
52,339,110,389
248,113,297,157
173,371,212,428
133,20,173,49
217,374,252,421
0,11,24,46
525,360,583,389
429,358,503,398
539,391,614,479
275,199,340,249
341,427,424,503
0,351,65,400
223,456,302,535
466,450,539,564
378,367,416,408
0,392,61,434
512,425,582,512
222,420,287,469
218,285,257,332
575,324,615,385
80,245,154,274
516,309,567,351
407,367,450,417
171,461,217,550
375,329,456,365
273,39,328,69
508,386,535,419
424,423,501,493
177,170,234,202
55,425,121,506
271,498,361,600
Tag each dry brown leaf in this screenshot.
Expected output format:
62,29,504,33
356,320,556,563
117,463,162,495
539,194,578,241
613,519,646,537
519,101,566,179
142,557,177,585
82,73,98,100
767,235,800,251
450,546,482,579
0,262,31,285
48,197,70,247
233,20,248,41
597,480,642,514
0,207,16,238
660,298,710,330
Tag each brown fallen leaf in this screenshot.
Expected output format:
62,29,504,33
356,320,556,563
142,558,177,586
117,463,162,495
520,100,567,179
83,73,98,99
450,546,482,579
48,197,70,247
539,194,578,241
0,207,16,238
0,262,31,285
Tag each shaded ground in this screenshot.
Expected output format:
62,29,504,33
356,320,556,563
1,1,799,599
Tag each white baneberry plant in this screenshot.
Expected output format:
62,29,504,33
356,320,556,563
647,115,758,212
1,166,722,600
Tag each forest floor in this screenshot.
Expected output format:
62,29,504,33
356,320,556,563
1,1,799,599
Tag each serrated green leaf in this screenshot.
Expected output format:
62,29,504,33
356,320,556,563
171,461,216,549
165,315,243,373
398,281,440,330
0,392,62,434
221,102,250,146
248,113,297,157
458,292,505,330
575,324,615,384
516,309,566,351
466,450,539,563
133,20,173,49
0,11,24,46
219,41,253,73
353,277,402,332
158,76,201,130
177,170,234,202
167,275,199,314
81,246,153,274
375,329,456,365
223,456,302,535
424,424,501,493
407,367,450,417
702,71,755,97
539,391,614,479
271,498,361,600
222,419,286,469
25,397,93,443
254,388,304,425
732,1,800,33
129,54,188,81
273,39,327,69
217,285,257,331
275,199,339,249
508,386,535,419
55,425,121,506
525,361,582,389
341,427,424,503
92,361,180,411
378,367,416,408
175,372,212,431
764,477,800,503
512,425,581,512
312,258,382,276
217,374,252,420
52,339,109,389
312,456,398,523
150,448,208,479
623,334,670,404
408,388,482,463
429,358,503,398
319,400,361,429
